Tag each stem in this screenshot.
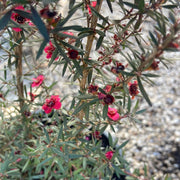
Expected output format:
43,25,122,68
13,31,24,112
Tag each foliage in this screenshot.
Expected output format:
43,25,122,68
0,0,179,179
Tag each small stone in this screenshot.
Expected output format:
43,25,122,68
166,98,174,105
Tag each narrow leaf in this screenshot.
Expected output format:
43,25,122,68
36,40,48,60
103,104,108,119
0,10,12,31
137,76,152,106
106,0,113,13
31,6,49,42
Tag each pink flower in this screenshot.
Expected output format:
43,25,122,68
63,31,74,36
16,158,22,163
87,1,97,14
31,75,44,87
44,42,59,60
42,95,61,114
11,6,29,32
104,85,112,93
105,151,114,160
107,107,120,121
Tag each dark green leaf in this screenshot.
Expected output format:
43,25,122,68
142,73,160,77
54,41,70,62
96,35,104,50
103,104,108,119
135,0,145,12
168,12,176,24
62,61,68,77
123,2,138,9
36,40,48,60
56,2,83,28
0,10,12,31
116,140,129,151
135,109,146,114
88,68,93,84
69,0,75,9
127,96,131,113
48,48,58,67
137,76,152,106
72,60,83,76
44,128,50,143
149,31,158,46
90,6,109,24
162,5,177,9
37,157,53,169
31,6,49,42
106,0,113,13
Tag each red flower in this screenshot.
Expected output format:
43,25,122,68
68,49,79,59
11,6,28,32
28,92,36,102
107,107,120,121
88,84,99,95
44,42,58,60
92,131,101,139
128,81,139,99
105,151,114,160
104,85,112,93
146,60,159,71
40,7,57,19
42,95,61,114
31,75,44,87
87,1,97,14
103,94,115,105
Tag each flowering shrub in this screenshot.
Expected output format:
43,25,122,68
0,0,179,179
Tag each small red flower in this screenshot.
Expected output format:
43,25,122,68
68,49,79,59
16,158,22,163
92,131,101,139
105,151,114,160
40,7,57,19
168,42,179,49
31,75,44,87
28,92,36,102
103,94,115,105
88,84,99,95
44,41,58,60
11,6,29,32
146,60,159,71
87,1,97,14
104,85,112,93
128,81,139,99
107,107,120,121
42,95,61,114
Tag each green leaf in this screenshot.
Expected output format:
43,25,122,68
137,76,152,106
116,140,129,151
96,35,104,50
106,0,113,13
135,0,145,12
55,2,83,28
72,60,83,76
69,0,75,9
31,6,49,42
69,154,83,159
127,96,131,113
162,5,177,9
54,41,70,62
90,6,109,24
88,68,93,84
44,128,50,143
149,31,158,46
37,157,53,169
103,104,108,120
0,10,12,31
135,109,146,114
62,61,68,77
36,40,48,60
48,48,58,67
123,2,138,9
